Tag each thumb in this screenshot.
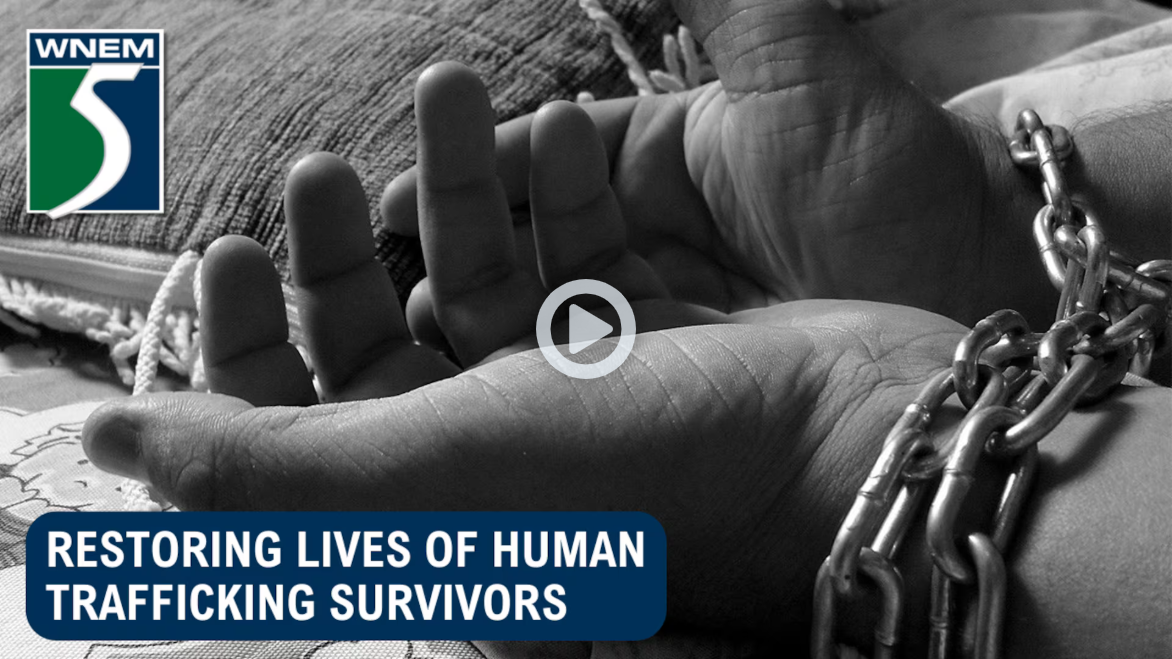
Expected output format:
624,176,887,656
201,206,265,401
670,0,874,95
83,389,548,512
83,393,323,511
80,338,709,513
83,390,496,512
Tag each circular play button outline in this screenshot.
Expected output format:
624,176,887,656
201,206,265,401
536,279,636,380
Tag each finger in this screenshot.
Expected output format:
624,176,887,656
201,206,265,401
529,100,668,300
285,152,457,400
381,166,420,236
380,96,639,237
414,61,516,292
200,236,318,407
414,61,546,365
404,277,445,353
403,225,535,342
381,115,532,238
402,219,538,357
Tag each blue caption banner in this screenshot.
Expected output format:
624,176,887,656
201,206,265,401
26,512,665,641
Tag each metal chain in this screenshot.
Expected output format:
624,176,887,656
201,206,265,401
811,109,1172,658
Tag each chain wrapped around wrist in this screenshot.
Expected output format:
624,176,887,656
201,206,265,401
810,109,1172,659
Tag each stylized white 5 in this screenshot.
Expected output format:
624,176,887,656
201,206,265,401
48,63,142,219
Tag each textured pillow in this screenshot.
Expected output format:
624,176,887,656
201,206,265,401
0,0,677,302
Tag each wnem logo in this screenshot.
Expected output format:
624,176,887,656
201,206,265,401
27,30,164,218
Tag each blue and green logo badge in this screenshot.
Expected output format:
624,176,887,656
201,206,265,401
27,30,164,218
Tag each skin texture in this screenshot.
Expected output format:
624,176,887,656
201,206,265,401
83,0,1171,655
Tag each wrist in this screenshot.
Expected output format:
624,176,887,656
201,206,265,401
958,115,1058,329
1062,111,1172,264
885,384,1171,659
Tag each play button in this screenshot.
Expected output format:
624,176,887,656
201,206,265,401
568,304,613,354
536,279,636,379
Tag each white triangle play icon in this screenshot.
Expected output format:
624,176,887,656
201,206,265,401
567,304,613,354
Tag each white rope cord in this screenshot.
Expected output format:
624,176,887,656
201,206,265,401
120,249,201,512
578,0,655,95
188,258,207,392
578,1,709,96
132,251,200,395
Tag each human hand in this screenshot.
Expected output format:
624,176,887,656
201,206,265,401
383,0,1051,325
83,61,969,640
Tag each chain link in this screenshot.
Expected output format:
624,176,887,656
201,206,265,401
811,110,1172,658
